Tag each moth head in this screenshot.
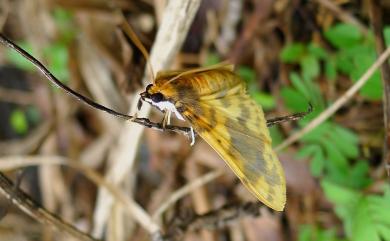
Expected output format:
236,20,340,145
140,84,165,105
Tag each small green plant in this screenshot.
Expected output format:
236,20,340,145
4,7,75,136
5,7,75,83
280,23,389,241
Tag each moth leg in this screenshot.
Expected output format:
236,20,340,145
162,110,171,129
266,103,313,127
167,111,172,125
189,127,195,146
130,97,143,121
137,97,143,111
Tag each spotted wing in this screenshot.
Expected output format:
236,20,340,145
181,94,286,211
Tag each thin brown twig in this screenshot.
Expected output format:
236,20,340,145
315,0,369,35
0,87,35,105
228,0,272,63
152,170,224,221
163,202,262,240
0,172,100,241
0,120,52,155
368,0,390,176
92,0,201,237
276,45,390,151
0,33,191,137
0,155,161,235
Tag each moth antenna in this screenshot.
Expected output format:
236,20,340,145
266,103,313,127
118,11,156,83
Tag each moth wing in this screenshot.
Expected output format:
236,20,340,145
155,62,234,84
182,95,286,211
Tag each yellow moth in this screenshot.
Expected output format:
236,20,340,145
140,63,286,211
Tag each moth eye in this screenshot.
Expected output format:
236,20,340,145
151,92,164,102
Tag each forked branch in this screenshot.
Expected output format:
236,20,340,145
0,172,100,241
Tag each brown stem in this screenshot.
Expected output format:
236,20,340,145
0,33,191,137
0,172,100,241
368,0,390,176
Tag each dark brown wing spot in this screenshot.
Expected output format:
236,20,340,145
238,102,250,127
265,161,282,185
266,187,275,202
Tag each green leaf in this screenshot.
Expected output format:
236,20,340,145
328,125,359,159
310,146,325,177
300,55,320,79
44,43,69,82
237,66,256,83
298,225,343,241
280,87,308,112
251,91,276,110
325,57,337,80
321,139,349,172
350,49,383,100
6,42,36,71
301,122,331,143
351,198,381,241
269,126,283,147
308,43,328,59
321,179,361,207
26,106,41,125
348,161,372,189
335,51,355,74
297,144,325,176
280,43,305,63
384,26,390,46
290,72,310,99
52,7,76,43
10,109,28,135
324,23,362,49
204,52,221,66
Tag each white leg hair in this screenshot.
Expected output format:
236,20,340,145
190,127,195,146
167,111,172,125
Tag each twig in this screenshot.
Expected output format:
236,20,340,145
152,170,223,221
0,171,100,241
0,87,36,105
315,0,369,35
92,0,201,237
163,202,262,240
0,155,160,234
0,120,52,155
0,33,191,137
276,45,390,152
368,0,390,176
266,103,313,127
228,0,272,63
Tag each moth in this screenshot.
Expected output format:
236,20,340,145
139,63,286,211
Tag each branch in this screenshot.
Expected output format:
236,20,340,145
0,172,100,241
368,0,390,176
315,0,369,35
0,155,160,235
92,0,202,238
276,45,390,151
0,33,191,137
163,202,262,240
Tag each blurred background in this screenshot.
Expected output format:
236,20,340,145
0,0,389,241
